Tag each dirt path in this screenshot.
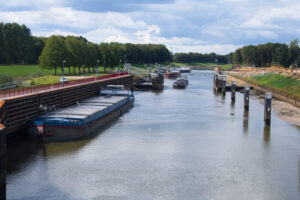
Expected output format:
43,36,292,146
226,66,300,80
251,90,300,127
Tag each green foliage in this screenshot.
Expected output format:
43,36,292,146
39,35,66,74
220,64,234,70
40,35,171,73
251,74,300,99
30,75,61,85
231,41,299,67
288,39,300,65
171,62,221,66
0,65,52,77
252,74,300,88
173,52,227,64
0,22,44,64
233,49,242,64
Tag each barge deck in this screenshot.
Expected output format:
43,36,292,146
28,93,134,142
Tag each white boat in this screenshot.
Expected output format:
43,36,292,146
179,67,191,73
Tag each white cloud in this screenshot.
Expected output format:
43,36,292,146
1,0,300,54
0,0,63,9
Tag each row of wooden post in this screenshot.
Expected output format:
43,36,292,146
214,74,272,126
231,81,271,126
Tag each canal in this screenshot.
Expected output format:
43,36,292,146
6,70,300,200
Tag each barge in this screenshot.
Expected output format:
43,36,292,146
173,76,188,89
28,85,134,142
164,71,180,79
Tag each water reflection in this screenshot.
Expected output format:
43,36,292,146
263,125,271,145
222,92,226,100
230,101,235,109
243,110,249,134
42,140,91,157
6,139,41,175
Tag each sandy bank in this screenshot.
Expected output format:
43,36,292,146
225,74,300,127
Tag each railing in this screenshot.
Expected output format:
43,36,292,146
0,82,17,91
0,72,128,99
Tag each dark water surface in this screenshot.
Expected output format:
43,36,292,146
6,70,300,200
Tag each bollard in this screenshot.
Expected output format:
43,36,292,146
244,86,250,111
0,126,6,200
213,75,218,90
264,93,272,125
231,81,236,102
222,76,226,94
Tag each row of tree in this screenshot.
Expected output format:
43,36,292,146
173,52,228,64
3,22,300,69
227,40,300,67
39,35,172,74
0,22,45,64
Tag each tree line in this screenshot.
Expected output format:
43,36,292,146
3,22,300,70
0,22,172,73
0,22,45,64
228,40,300,67
39,35,172,74
173,52,228,64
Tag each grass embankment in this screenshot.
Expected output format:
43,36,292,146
245,74,300,100
0,65,110,77
171,62,220,67
0,65,115,85
0,65,52,77
220,64,234,70
171,62,231,70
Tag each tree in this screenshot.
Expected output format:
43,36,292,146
39,35,66,75
233,49,242,64
288,39,300,66
273,44,289,67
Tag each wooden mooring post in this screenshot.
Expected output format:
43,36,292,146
244,86,250,111
264,93,272,125
0,125,5,200
231,81,236,102
213,75,218,91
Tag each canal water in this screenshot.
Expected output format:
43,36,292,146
6,70,300,200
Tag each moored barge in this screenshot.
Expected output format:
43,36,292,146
164,71,180,79
28,85,134,142
173,76,188,89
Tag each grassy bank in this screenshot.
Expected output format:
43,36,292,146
0,65,53,77
245,74,300,100
171,62,221,67
0,65,119,86
0,65,116,78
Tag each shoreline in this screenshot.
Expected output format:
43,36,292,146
226,74,300,127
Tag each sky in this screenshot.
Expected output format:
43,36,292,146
0,0,300,55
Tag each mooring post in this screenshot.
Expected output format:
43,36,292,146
231,81,236,102
213,75,218,91
264,93,272,125
0,125,6,200
222,76,226,94
244,86,250,111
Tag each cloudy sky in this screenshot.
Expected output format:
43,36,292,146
0,0,299,54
